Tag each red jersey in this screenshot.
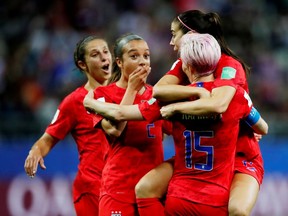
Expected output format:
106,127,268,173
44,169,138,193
167,55,246,90
139,82,253,207
93,83,164,203
46,86,106,202
167,55,260,160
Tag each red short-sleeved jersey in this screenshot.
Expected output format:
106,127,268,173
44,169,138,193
167,55,246,90
166,55,261,161
46,86,106,202
139,82,253,207
93,83,164,203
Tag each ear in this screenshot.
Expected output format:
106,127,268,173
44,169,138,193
116,57,122,68
78,60,87,72
188,65,195,74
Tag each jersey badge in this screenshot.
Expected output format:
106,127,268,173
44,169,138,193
147,98,157,105
221,67,236,79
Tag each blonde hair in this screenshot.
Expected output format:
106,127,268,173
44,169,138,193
180,33,221,76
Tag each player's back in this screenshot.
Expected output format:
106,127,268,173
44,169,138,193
168,82,252,207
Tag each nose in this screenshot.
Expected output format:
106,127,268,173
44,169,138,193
139,56,149,66
170,38,174,46
101,52,111,61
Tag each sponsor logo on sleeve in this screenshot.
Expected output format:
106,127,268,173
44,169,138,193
147,98,157,105
221,67,236,79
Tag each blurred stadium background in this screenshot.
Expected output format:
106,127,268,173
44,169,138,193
0,0,288,215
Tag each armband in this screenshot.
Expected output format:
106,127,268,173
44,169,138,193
245,106,261,126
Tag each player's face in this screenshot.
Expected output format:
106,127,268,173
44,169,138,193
170,21,185,51
119,40,150,79
84,39,112,85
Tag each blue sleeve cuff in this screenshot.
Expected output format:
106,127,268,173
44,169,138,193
245,106,261,126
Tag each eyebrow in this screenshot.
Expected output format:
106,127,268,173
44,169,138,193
90,46,108,52
127,49,149,53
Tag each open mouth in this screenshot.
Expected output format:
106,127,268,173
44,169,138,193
102,64,110,73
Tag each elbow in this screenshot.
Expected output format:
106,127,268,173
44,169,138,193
263,123,269,135
103,107,126,122
210,101,229,114
105,128,122,138
113,109,127,122
258,117,269,135
251,119,269,135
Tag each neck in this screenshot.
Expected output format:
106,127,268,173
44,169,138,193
85,78,106,91
191,73,214,84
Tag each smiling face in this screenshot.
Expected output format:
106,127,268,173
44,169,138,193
117,39,150,81
170,21,185,51
79,39,112,85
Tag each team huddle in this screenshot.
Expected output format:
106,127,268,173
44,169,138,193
24,10,268,216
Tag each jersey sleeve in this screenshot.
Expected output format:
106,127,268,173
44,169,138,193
213,78,237,89
166,59,189,85
45,95,76,140
236,87,254,119
214,55,248,92
138,98,162,123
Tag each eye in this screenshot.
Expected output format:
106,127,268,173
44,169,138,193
171,32,176,38
91,52,99,57
130,55,137,59
144,54,150,59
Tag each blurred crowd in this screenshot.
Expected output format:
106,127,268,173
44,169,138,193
0,0,288,139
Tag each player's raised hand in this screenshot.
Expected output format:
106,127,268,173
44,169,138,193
127,65,151,93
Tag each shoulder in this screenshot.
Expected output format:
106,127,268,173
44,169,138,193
94,83,117,96
96,83,116,91
60,86,86,107
218,54,242,68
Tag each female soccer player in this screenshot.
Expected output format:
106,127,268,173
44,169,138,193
136,10,266,216
91,33,168,215
24,35,112,216
83,33,268,215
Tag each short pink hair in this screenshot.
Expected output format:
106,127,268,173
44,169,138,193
180,33,221,76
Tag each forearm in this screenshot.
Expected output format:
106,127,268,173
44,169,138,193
87,98,122,121
121,86,138,105
153,85,208,102
251,117,268,135
101,85,141,137
245,107,269,135
29,133,57,157
169,99,222,116
107,86,139,134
